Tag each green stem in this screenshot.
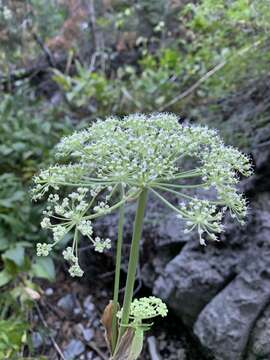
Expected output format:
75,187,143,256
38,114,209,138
84,189,141,220
154,184,223,204
119,188,148,338
111,185,125,353
150,188,185,216
153,184,196,200
153,182,206,189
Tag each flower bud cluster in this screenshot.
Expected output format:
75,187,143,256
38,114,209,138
93,237,111,253
77,219,93,236
52,114,222,186
32,164,89,200
201,144,252,187
218,188,247,223
36,243,52,256
69,263,84,277
62,246,84,277
178,199,223,245
118,296,168,322
93,201,110,213
36,187,113,276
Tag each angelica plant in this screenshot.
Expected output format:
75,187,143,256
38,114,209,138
32,113,252,359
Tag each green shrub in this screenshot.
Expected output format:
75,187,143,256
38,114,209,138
0,92,73,356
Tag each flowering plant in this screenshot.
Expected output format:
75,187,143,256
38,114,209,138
32,113,251,359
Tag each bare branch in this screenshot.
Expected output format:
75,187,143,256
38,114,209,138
32,33,56,68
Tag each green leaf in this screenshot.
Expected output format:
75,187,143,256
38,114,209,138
3,245,25,267
0,229,9,250
0,320,28,354
129,328,144,360
0,270,12,287
32,257,55,280
52,69,72,90
2,259,19,276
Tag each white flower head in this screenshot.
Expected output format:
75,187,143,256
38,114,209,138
93,237,111,253
117,296,168,321
36,243,52,256
32,113,252,274
69,263,84,277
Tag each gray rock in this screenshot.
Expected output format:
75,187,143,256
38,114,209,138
153,232,242,326
83,295,95,315
45,288,54,296
63,339,85,360
194,260,270,360
73,307,82,316
57,294,76,312
75,323,95,342
87,352,95,360
82,328,95,342
177,349,187,360
246,303,270,360
31,331,43,349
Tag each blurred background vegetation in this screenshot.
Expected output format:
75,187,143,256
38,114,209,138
0,0,269,358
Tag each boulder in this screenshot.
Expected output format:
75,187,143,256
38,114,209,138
246,303,270,360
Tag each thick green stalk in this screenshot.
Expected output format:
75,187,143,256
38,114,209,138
111,185,125,353
119,188,148,337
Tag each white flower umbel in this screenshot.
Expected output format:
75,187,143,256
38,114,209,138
36,187,118,276
32,113,252,269
93,237,111,253
178,199,223,245
36,243,52,256
117,296,168,325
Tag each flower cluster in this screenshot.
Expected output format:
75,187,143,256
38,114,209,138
32,113,252,272
62,246,84,277
54,114,222,186
32,164,89,201
117,296,168,323
178,199,223,245
93,237,111,253
36,243,52,256
37,187,114,276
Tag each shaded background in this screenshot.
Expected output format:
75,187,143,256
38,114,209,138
0,0,270,359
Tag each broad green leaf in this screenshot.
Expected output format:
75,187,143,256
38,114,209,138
2,258,19,276
129,328,144,360
3,245,25,267
32,256,55,280
0,270,12,287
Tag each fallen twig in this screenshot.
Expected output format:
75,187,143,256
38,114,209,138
35,302,66,360
89,340,109,360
